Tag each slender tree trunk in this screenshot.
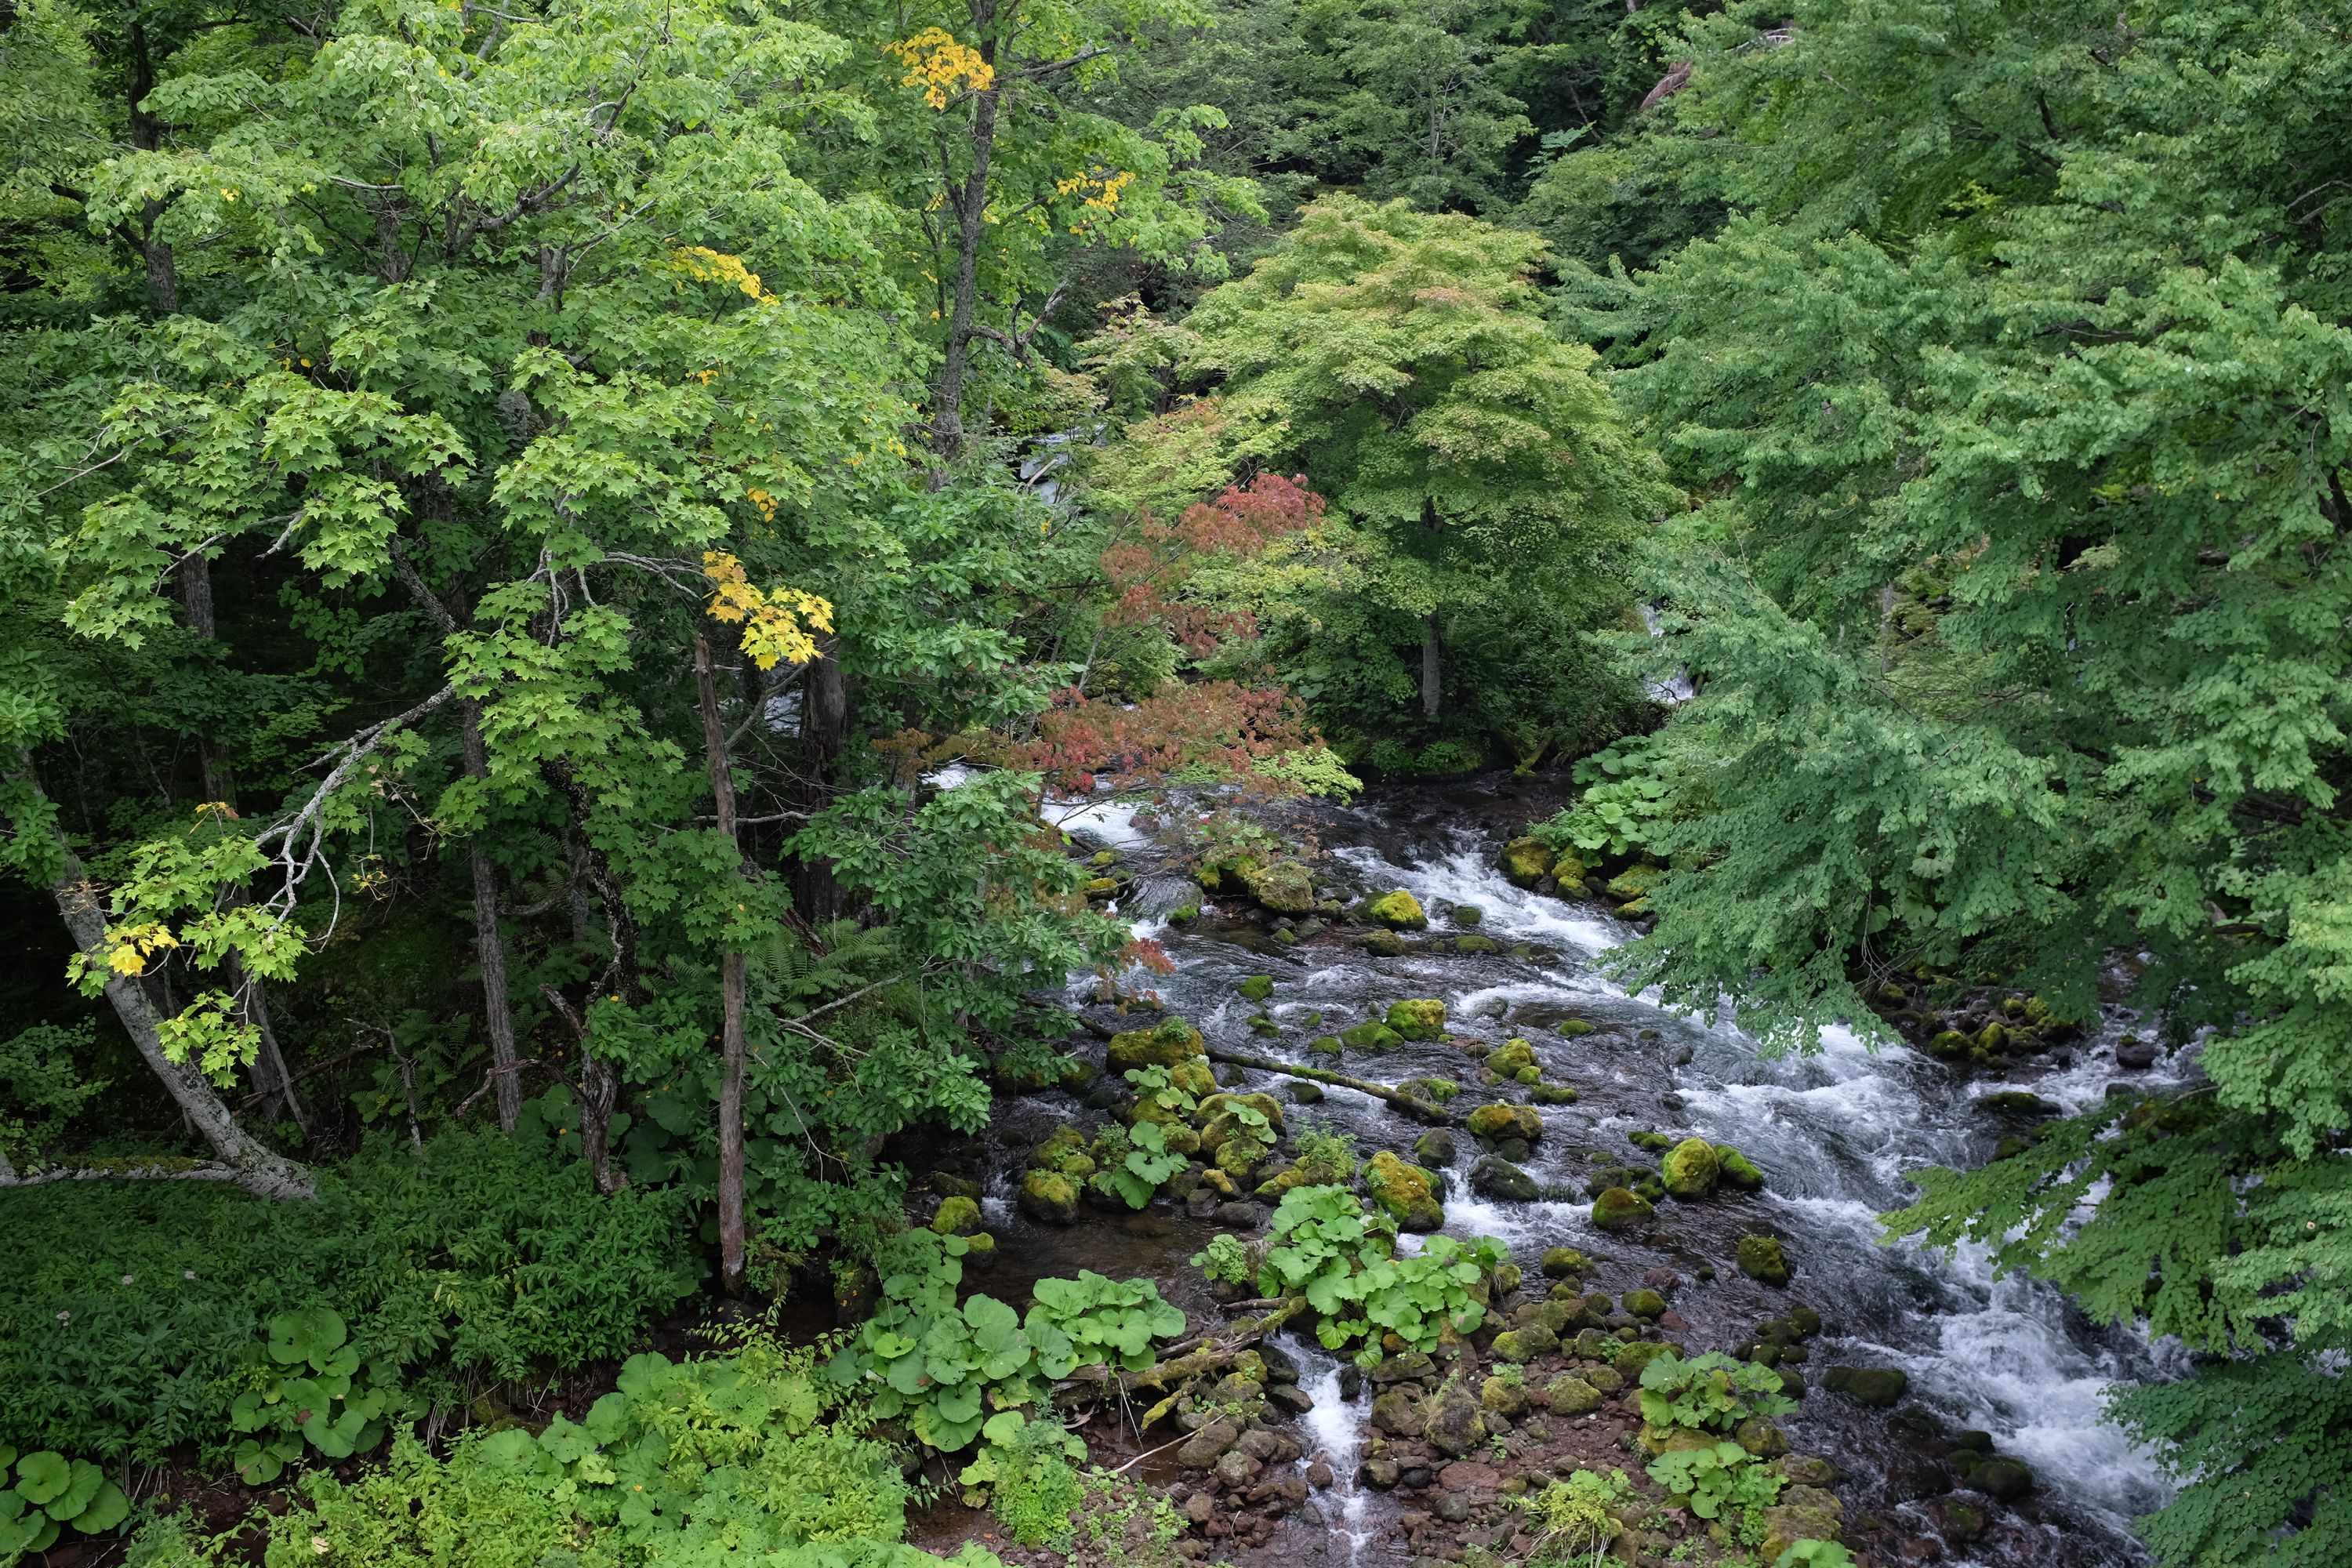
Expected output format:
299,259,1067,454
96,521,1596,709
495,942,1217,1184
930,5,1001,464
17,761,312,1199
540,759,640,1194
1421,615,1442,720
793,640,848,924
390,543,523,1131
695,636,751,1294
125,20,178,314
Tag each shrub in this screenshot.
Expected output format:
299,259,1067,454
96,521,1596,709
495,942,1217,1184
958,1412,1087,1548
0,1131,699,1464
1634,1352,1795,1438
1521,1468,1629,1568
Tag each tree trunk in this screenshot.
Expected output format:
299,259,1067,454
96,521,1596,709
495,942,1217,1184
930,5,1001,465
1421,615,1442,721
20,765,313,1199
539,760,640,1195
793,639,849,924
695,636,752,1294
125,20,179,315
389,543,524,1131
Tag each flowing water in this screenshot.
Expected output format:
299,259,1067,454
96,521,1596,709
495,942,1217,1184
975,779,2191,1567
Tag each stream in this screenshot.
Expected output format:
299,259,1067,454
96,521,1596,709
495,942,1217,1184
964,778,2190,1568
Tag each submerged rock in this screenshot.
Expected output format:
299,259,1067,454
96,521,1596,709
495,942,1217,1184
1540,1247,1590,1279
1414,1128,1459,1166
1715,1145,1766,1190
1237,974,1274,1003
1341,1020,1403,1051
1470,1155,1541,1203
1823,1365,1908,1407
1484,1038,1538,1076
1467,1102,1543,1142
1965,1455,2035,1500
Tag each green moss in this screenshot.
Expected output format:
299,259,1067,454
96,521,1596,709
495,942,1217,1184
1367,889,1428,930
1485,1038,1537,1076
1364,1150,1443,1231
1497,837,1555,888
1467,1103,1542,1142
1715,1145,1765,1190
931,1196,982,1236
1237,975,1274,1002
1340,1021,1403,1051
1592,1186,1654,1232
1105,1016,1205,1070
1661,1137,1721,1198
1385,998,1447,1039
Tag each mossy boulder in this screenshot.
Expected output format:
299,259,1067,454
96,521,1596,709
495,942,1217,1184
1822,1366,1907,1408
1489,1325,1557,1363
1965,1456,2035,1501
1360,929,1408,957
1546,1375,1603,1415
1530,1084,1580,1105
1237,975,1274,1003
1364,1149,1444,1232
1237,858,1318,914
1555,1018,1595,1036
1029,1126,1096,1178
1715,1145,1765,1191
1018,1169,1080,1225
1605,863,1664,904
1592,1186,1654,1232
1286,1080,1325,1105
1480,1376,1528,1417
1450,904,1485,927
1196,1091,1285,1138
1385,998,1447,1039
1497,837,1556,888
1469,1156,1540,1203
1340,1021,1403,1051
1759,1496,1844,1564
1622,1289,1666,1319
1107,1016,1206,1071
1399,1076,1460,1105
1613,1340,1681,1382
1484,1038,1538,1076
931,1196,983,1236
1540,1247,1590,1279
1454,934,1500,954
1367,890,1428,930
1661,1137,1721,1198
1414,1128,1459,1166
1308,1034,1345,1057
1422,1385,1488,1457
1467,1102,1543,1143
1737,1234,1792,1287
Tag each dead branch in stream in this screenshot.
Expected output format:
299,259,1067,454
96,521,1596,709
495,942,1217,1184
1073,1016,1454,1125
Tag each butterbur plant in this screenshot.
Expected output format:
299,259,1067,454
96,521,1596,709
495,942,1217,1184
227,1308,415,1483
1646,1441,1781,1529
1254,1185,1503,1364
1026,1273,1185,1372
1634,1352,1795,1438
0,1447,130,1559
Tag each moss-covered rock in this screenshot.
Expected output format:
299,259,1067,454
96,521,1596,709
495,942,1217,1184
1613,1340,1680,1382
1822,1365,1907,1407
1364,1149,1444,1232
1367,889,1428,930
1467,1102,1543,1142
1450,904,1485,927
1759,1495,1843,1564
1497,837,1555,888
1622,1289,1666,1319
1737,1234,1792,1287
1736,1417,1790,1458
1484,1038,1538,1076
1592,1186,1654,1231
1555,1018,1595,1036
1308,1034,1345,1057
1605,863,1664,904
1360,929,1408,956
1480,1376,1528,1417
1469,1156,1540,1202
1489,1325,1557,1363
1385,998,1446,1039
1545,1375,1603,1415
1422,1385,1488,1457
931,1196,983,1236
1540,1247,1590,1279
1196,1091,1285,1136
1286,1080,1324,1105
1237,974,1274,1003
1107,1016,1206,1071
1628,1129,1674,1154
1399,1076,1460,1105
1414,1128,1458,1166
1715,1145,1765,1190
1238,858,1318,913
1019,1169,1080,1225
1029,1126,1096,1177
1661,1137,1721,1198
1530,1083,1580,1105
1454,933,1500,954
1340,1021,1403,1051
1965,1456,2035,1500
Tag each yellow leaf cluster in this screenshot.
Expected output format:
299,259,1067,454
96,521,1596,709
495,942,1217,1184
1054,167,1136,213
702,550,836,670
669,246,773,303
887,27,994,110
103,921,180,977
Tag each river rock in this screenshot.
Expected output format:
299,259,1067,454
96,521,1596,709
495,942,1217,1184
1414,1127,1458,1166
1386,998,1447,1039
1176,1421,1240,1468
2116,1034,2157,1069
1239,859,1317,914
1490,1325,1557,1363
1622,1289,1665,1319
1761,1490,1844,1562
1213,1200,1271,1229
1481,1376,1529,1417
1498,837,1555,887
1305,1460,1334,1490
1555,1018,1595,1036
1736,1417,1790,1457
1365,1150,1444,1231
1470,1155,1541,1202
1515,1299,1581,1335
1341,1020,1403,1051
1368,890,1428,929
930,1195,983,1236
1965,1456,2035,1500
1661,1138,1721,1197
1540,1247,1590,1279
1267,1383,1315,1414
1455,934,1500,954
1214,1450,1259,1487
1737,1234,1792,1285
1582,1364,1624,1394
1592,1186,1654,1231
1715,1145,1766,1190
1824,1365,1908,1407
1359,1457,1400,1489
1467,1103,1543,1142
1423,1386,1488,1457
1237,974,1274,1003
1614,1341,1679,1381
1485,1038,1537,1076
1451,903,1485,927
1361,929,1408,956
1370,1388,1426,1438
1546,1375,1603,1414
1019,1169,1080,1224
1105,1016,1207,1072
1287,1080,1325,1104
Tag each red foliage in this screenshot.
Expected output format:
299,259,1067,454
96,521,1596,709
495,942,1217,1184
1101,474,1326,655
1008,679,1316,795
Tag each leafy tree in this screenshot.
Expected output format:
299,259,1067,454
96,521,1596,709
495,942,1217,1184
1163,195,1673,761
1553,2,2352,1559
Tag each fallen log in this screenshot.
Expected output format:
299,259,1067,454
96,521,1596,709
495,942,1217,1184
1203,1045,1457,1125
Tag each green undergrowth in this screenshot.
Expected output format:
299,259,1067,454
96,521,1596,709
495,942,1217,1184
0,1130,699,1465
